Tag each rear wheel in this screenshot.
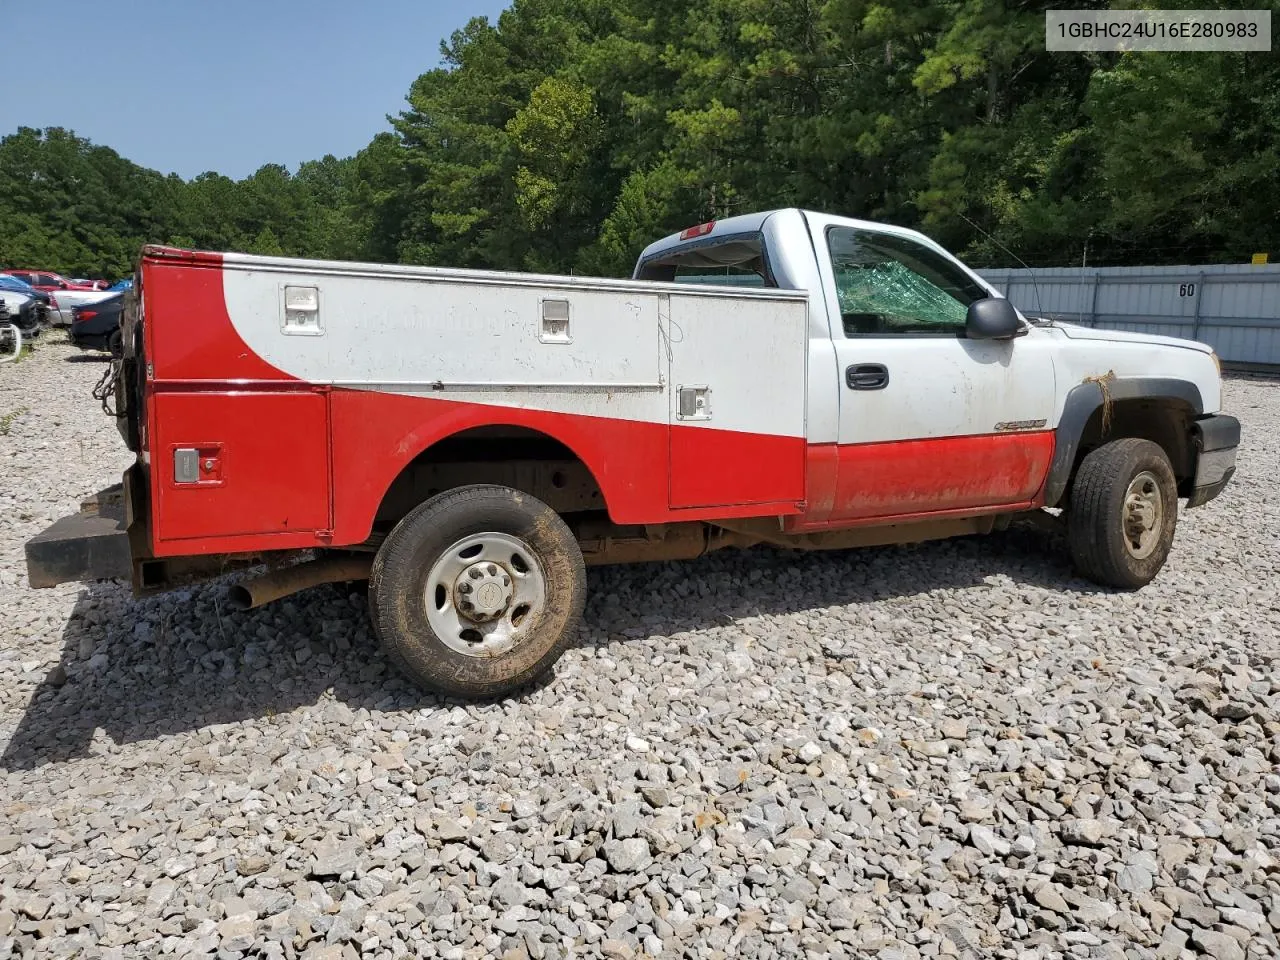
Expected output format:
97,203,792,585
369,484,586,698
108,329,123,358
1067,438,1178,589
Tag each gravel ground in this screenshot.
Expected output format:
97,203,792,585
1,338,1278,960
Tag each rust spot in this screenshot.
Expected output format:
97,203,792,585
1082,369,1117,434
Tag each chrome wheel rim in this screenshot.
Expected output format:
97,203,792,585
424,532,546,658
1122,470,1163,560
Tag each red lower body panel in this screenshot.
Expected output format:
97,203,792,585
149,391,331,550
823,431,1055,523
145,385,1051,556
149,387,808,554
329,389,807,542
669,426,805,508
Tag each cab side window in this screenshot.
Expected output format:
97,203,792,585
827,227,987,337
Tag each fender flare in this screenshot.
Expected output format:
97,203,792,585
1043,377,1203,507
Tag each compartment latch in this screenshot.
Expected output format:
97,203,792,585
676,385,711,421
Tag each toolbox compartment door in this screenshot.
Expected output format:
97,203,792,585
150,391,331,544
667,292,808,509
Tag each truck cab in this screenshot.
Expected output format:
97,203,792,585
634,209,1234,524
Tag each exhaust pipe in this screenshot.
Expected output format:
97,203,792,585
226,555,374,611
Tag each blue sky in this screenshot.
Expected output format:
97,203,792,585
4,0,509,180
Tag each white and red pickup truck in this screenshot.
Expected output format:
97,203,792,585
26,209,1239,698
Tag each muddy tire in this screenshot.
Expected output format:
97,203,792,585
369,484,586,699
1067,438,1178,589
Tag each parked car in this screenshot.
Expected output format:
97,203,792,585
108,278,134,293
0,273,52,324
12,270,102,291
4,270,100,293
69,278,112,290
0,276,49,332
0,272,38,296
1,271,104,323
69,293,124,354
41,286,116,326
0,291,44,339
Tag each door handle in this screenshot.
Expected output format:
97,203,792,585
846,363,889,390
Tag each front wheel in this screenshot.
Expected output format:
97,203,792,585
369,484,586,698
1067,438,1178,589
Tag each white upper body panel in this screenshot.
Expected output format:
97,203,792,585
205,208,1222,451
642,209,1224,432
1043,324,1222,415
220,258,809,437
1054,321,1214,352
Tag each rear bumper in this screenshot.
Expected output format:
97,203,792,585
26,484,134,587
1186,414,1240,508
67,328,112,351
25,464,267,595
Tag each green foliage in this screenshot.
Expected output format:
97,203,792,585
0,126,388,278
508,77,601,229
3,0,1277,277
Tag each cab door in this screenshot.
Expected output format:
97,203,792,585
806,215,1056,522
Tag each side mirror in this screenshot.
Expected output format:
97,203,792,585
966,297,1023,340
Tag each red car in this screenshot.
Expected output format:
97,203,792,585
4,270,103,292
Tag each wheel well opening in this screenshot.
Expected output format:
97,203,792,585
1072,397,1197,495
374,425,608,533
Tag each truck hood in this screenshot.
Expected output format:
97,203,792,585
1053,321,1213,354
